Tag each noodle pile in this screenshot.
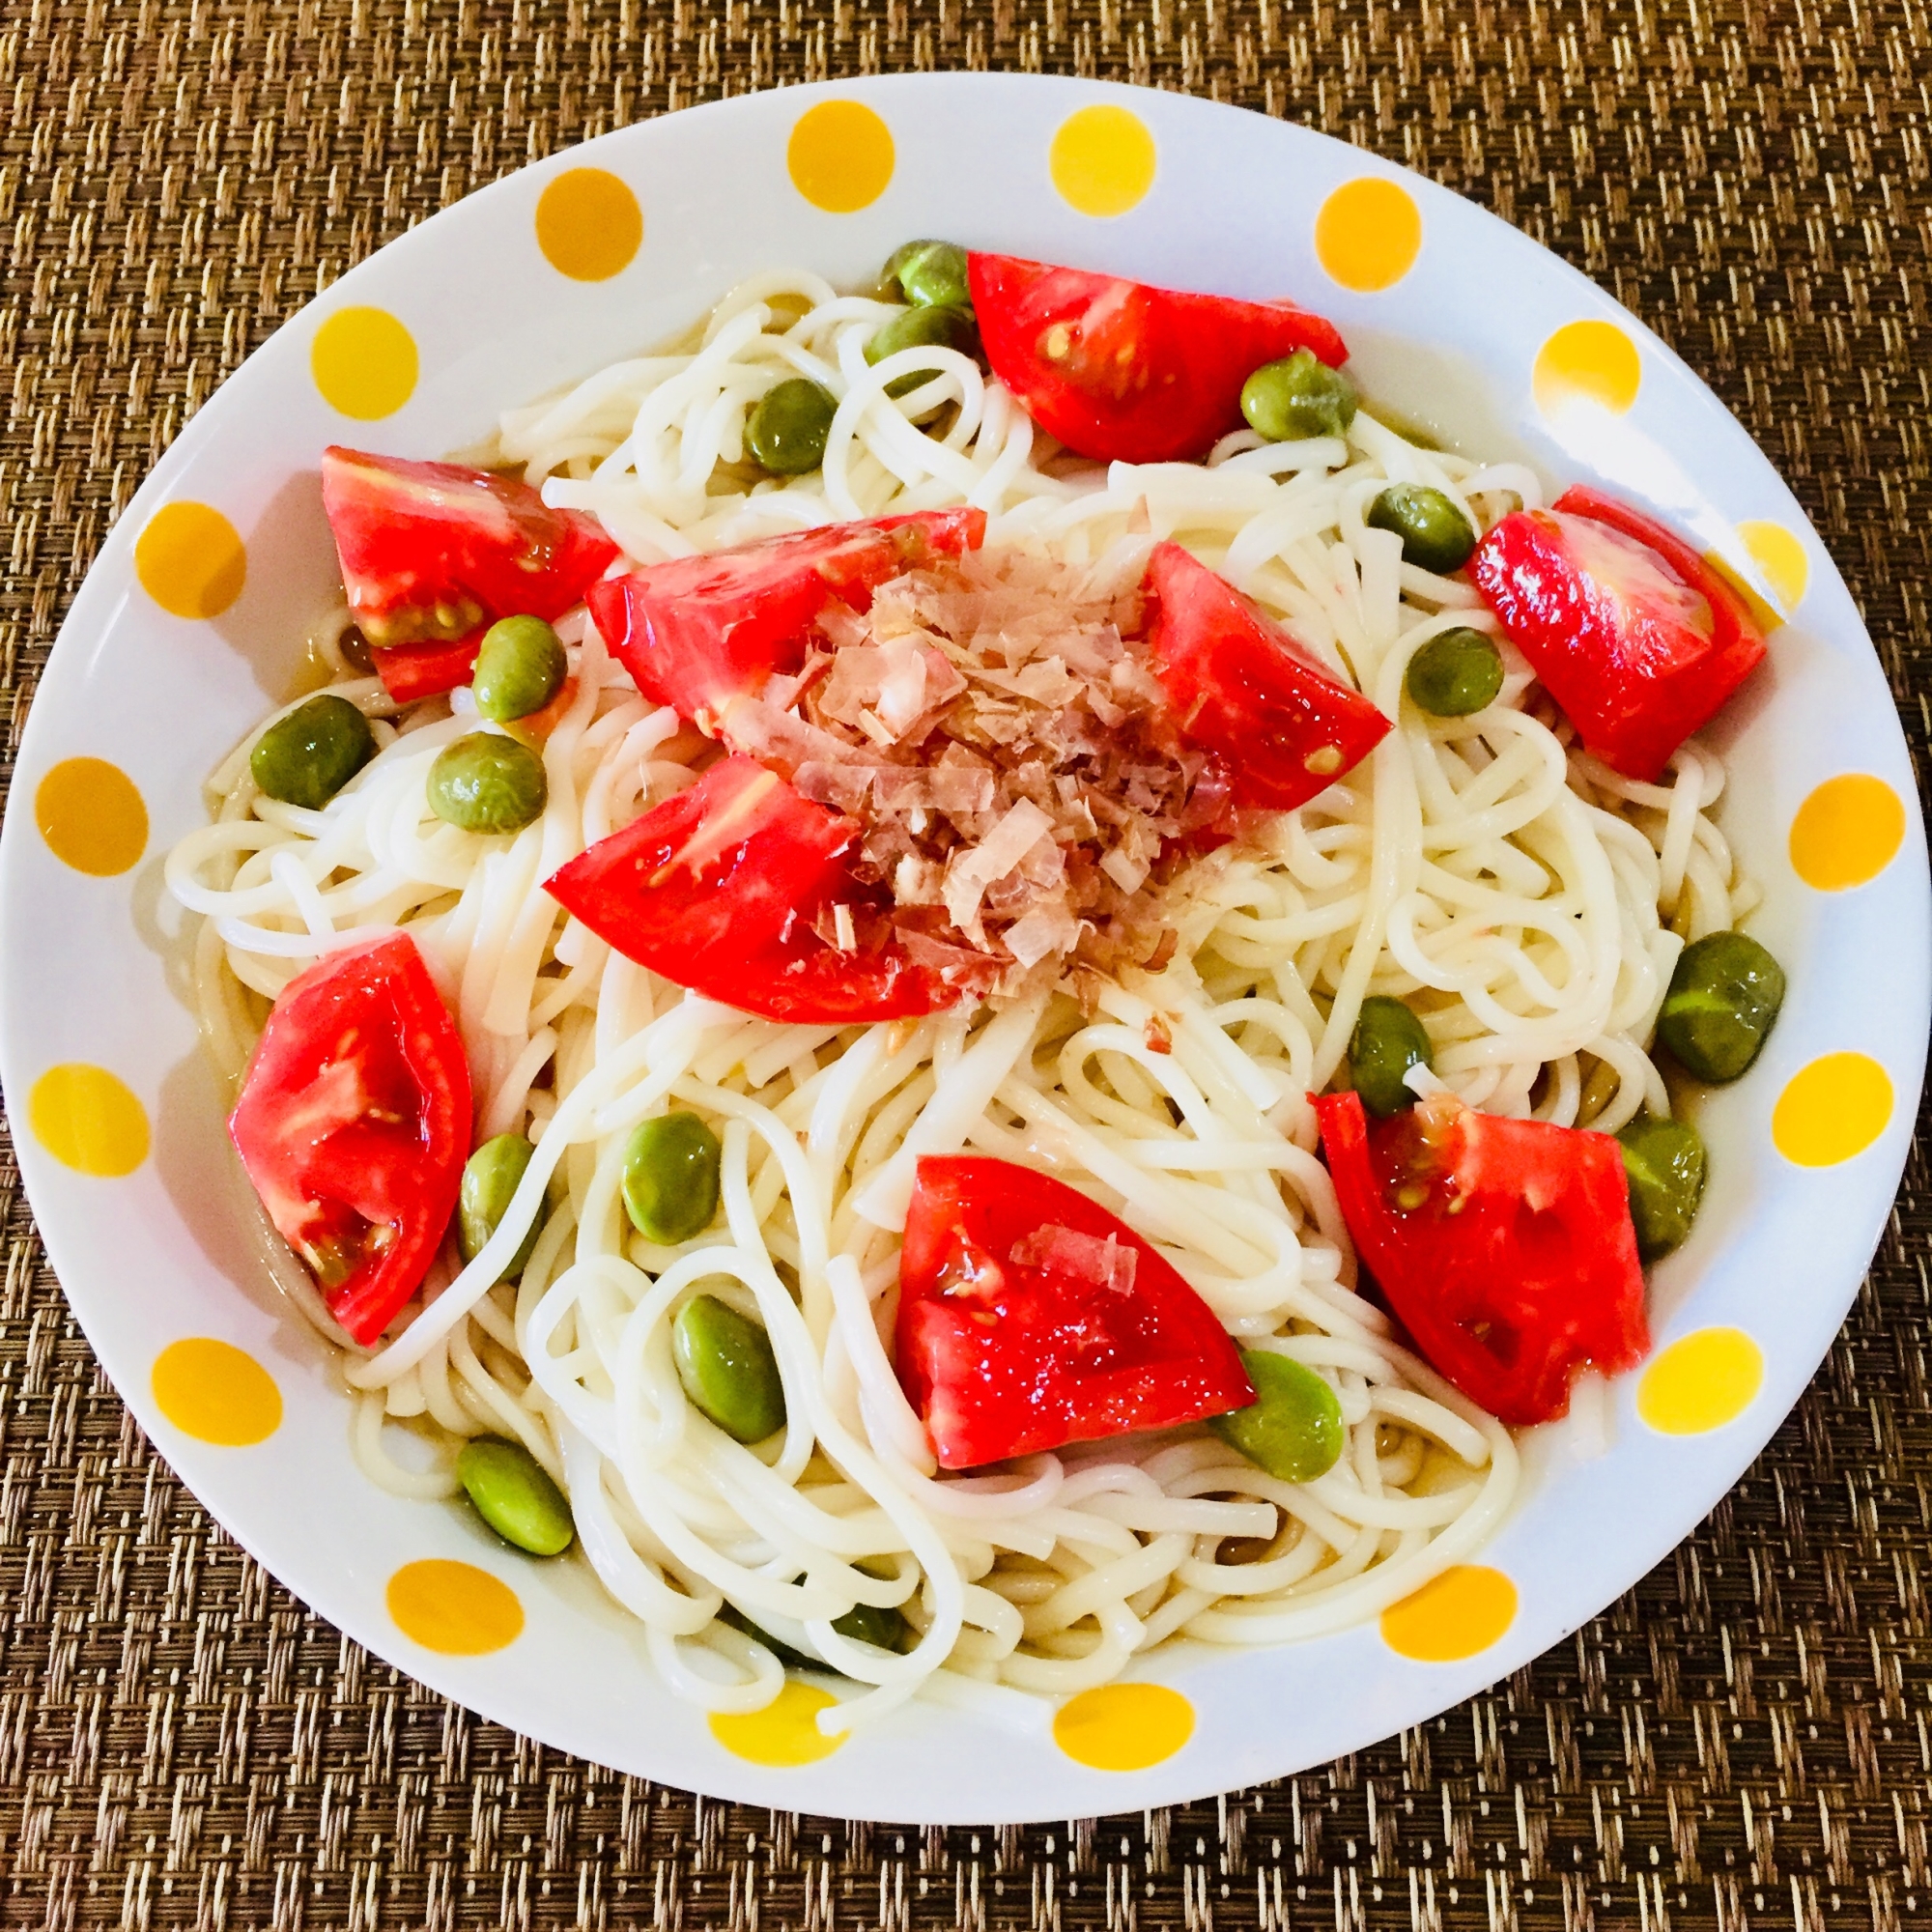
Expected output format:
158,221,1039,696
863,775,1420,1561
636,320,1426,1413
163,270,1752,1731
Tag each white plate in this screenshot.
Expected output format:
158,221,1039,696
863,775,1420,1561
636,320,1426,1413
2,73,1924,1823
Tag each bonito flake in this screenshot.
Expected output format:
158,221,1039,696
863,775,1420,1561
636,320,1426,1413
738,540,1229,1000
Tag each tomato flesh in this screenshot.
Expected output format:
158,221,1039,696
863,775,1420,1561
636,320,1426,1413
588,509,986,729
967,253,1349,465
1470,486,1767,781
1313,1090,1648,1425
369,631,487,704
320,446,618,684
228,933,472,1346
895,1154,1255,1468
1145,541,1390,811
544,755,953,1024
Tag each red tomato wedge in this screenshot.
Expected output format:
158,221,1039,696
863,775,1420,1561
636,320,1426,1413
895,1154,1255,1468
966,253,1349,465
696,935,954,1027
320,446,619,661
1145,541,1390,811
588,509,986,729
1469,486,1767,782
228,934,472,1347
370,631,487,704
1313,1090,1648,1425
544,755,954,1024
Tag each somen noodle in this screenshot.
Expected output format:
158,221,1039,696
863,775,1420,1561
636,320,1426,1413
164,268,1751,1730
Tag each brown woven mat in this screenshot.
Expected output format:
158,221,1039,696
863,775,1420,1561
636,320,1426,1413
2,1,1930,1925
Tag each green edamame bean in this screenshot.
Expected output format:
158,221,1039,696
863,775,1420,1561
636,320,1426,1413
1616,1113,1708,1262
883,240,972,310
1348,996,1435,1118
832,1602,907,1651
1366,484,1478,575
672,1293,786,1443
1406,627,1505,718
1208,1350,1345,1484
426,731,548,835
1656,930,1787,1083
1240,349,1358,441
746,378,838,475
865,304,978,397
250,694,376,810
621,1112,722,1244
456,1436,575,1556
459,1133,543,1282
472,615,566,724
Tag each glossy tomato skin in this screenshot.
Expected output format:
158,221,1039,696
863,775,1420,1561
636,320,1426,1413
1314,1090,1648,1425
895,1155,1255,1468
967,253,1349,465
548,756,855,960
1145,541,1390,811
588,508,986,728
544,755,953,1024
228,933,472,1347
1470,487,1767,782
320,446,618,671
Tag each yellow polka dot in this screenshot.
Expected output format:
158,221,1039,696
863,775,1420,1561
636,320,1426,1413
1053,1683,1194,1771
1049,104,1157,218
1773,1052,1892,1167
134,502,246,620
35,757,147,876
534,168,643,281
786,100,895,214
386,1559,524,1656
1790,774,1907,892
709,1683,845,1766
1380,1565,1518,1662
28,1065,149,1178
1739,520,1809,614
1636,1328,1764,1435
1314,177,1423,292
152,1338,282,1446
310,307,419,421
1532,321,1641,416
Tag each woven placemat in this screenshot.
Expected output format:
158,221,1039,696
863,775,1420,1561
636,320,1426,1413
3,1,1929,1925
